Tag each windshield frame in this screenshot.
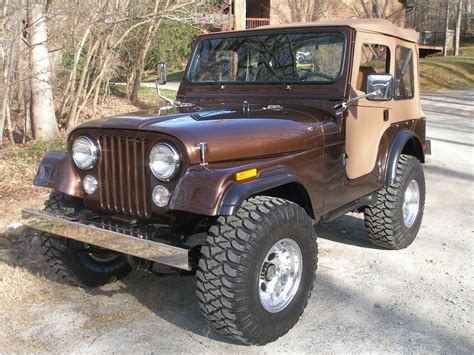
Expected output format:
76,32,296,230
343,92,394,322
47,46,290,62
185,28,348,86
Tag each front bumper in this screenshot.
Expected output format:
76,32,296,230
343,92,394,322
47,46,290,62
22,208,191,270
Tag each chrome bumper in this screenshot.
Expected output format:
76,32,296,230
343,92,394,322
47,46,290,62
22,208,191,270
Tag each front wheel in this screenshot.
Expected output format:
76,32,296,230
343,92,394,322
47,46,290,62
364,154,426,249
39,192,132,287
196,196,317,345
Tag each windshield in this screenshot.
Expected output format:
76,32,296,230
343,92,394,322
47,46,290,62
188,32,345,84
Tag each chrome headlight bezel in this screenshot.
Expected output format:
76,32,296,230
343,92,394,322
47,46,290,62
149,143,181,181
72,136,98,170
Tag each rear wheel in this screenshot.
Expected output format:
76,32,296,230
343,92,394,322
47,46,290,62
364,154,425,249
196,196,317,345
39,192,132,287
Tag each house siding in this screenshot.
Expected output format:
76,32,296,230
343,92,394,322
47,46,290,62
269,0,407,27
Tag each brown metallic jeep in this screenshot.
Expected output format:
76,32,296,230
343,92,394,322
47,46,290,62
23,19,430,345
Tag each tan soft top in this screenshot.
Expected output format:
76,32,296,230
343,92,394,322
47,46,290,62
257,19,418,43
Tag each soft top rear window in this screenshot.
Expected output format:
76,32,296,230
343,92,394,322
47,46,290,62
187,32,345,84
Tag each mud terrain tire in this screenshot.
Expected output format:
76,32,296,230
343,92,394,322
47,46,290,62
39,192,132,287
196,196,317,345
364,154,425,249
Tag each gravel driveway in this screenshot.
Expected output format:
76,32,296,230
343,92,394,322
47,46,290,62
0,90,472,353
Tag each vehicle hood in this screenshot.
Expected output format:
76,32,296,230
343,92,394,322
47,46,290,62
73,105,330,164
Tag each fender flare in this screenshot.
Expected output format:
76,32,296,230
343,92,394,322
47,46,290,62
33,150,84,198
219,168,311,216
385,129,424,186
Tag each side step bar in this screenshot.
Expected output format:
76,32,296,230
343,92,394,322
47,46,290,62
22,208,191,270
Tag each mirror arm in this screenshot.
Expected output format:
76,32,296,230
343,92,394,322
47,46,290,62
155,79,177,106
334,89,381,114
154,79,196,109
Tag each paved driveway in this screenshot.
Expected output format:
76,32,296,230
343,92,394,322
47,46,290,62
1,90,473,353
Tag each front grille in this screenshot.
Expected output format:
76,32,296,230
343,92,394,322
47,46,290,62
97,135,151,218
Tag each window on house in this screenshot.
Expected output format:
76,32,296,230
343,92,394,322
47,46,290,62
394,46,415,100
356,43,390,91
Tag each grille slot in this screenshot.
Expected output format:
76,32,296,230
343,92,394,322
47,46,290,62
98,135,150,218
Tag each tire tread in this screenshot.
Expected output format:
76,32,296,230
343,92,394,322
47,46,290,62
364,154,424,249
196,196,317,345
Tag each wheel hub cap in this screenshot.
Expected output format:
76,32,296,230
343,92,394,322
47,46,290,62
264,263,277,281
258,238,303,313
403,179,420,228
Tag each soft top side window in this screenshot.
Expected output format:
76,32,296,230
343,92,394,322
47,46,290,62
356,43,390,92
394,46,415,100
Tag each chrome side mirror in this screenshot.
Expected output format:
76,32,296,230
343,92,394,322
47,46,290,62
157,62,167,85
366,74,393,101
155,62,175,106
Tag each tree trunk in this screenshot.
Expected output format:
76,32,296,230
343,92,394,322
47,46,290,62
454,0,463,56
443,1,450,57
28,0,59,141
128,21,160,104
59,26,90,125
1,0,21,145
128,0,162,104
0,0,10,145
464,0,471,34
66,39,99,129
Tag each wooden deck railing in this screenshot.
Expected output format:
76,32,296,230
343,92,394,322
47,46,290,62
246,18,270,29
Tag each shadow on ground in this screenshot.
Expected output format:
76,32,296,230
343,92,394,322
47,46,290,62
1,211,473,352
315,214,382,249
2,215,377,344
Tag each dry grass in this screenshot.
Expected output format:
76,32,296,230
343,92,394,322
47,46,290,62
420,46,474,92
0,139,66,227
0,88,176,228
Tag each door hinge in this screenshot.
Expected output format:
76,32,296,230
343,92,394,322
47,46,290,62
342,153,348,167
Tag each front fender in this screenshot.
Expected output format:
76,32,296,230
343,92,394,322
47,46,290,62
170,152,319,217
33,150,84,198
219,168,304,215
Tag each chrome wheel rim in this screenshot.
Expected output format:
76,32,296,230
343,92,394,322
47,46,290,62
85,244,118,262
88,253,118,262
403,179,420,228
258,238,303,313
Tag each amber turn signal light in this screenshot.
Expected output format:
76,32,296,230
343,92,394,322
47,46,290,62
236,168,257,182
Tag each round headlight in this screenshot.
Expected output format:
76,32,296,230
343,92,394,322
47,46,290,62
149,143,181,181
152,185,171,207
83,175,98,195
72,136,98,170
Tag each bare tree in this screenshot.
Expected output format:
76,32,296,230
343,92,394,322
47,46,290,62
0,0,225,140
443,0,450,56
454,0,463,56
354,0,407,24
1,0,23,145
463,0,471,33
127,0,164,104
28,0,59,141
0,0,10,145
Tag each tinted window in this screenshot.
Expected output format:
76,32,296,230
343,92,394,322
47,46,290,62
395,46,414,100
356,44,390,91
188,32,345,84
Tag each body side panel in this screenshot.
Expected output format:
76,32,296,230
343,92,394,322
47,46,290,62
345,33,421,180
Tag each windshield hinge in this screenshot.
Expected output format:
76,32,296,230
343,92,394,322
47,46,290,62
195,142,208,166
